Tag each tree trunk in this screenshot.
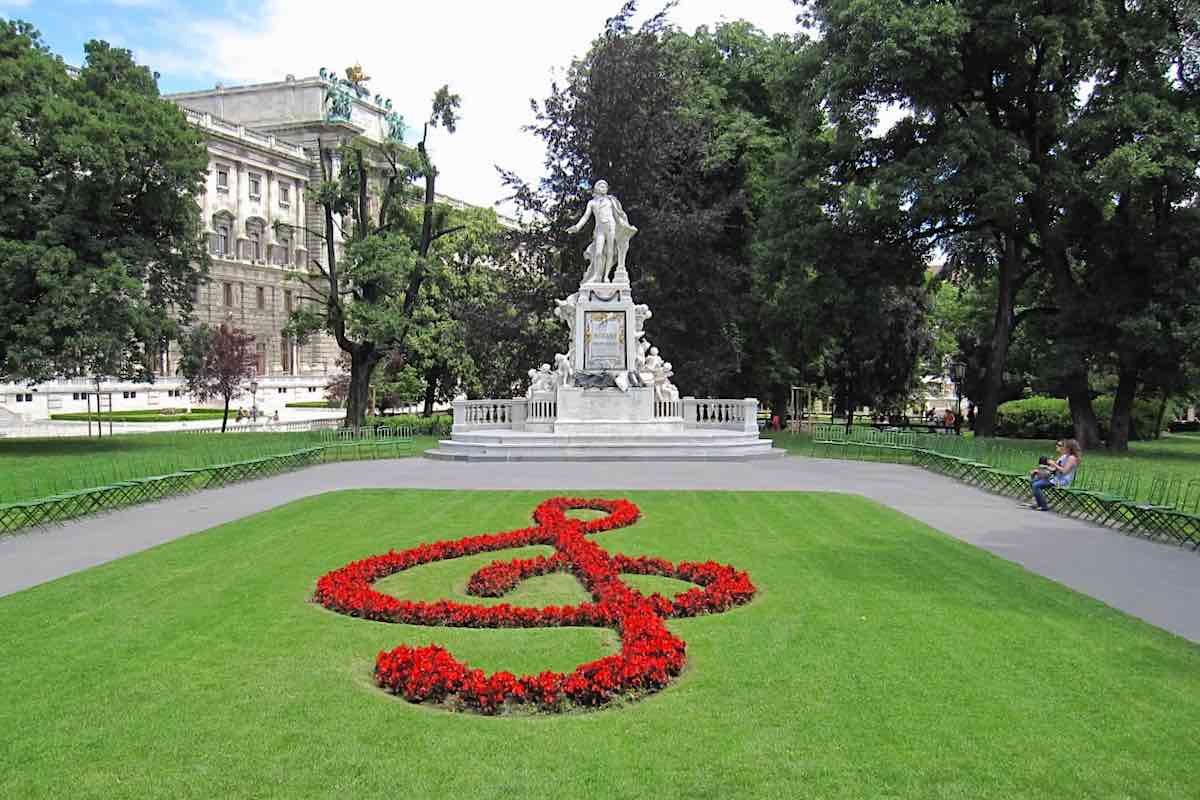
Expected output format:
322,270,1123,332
770,385,790,432
1154,389,1171,440
221,394,230,433
422,366,439,418
1064,369,1103,450
1107,365,1139,452
345,348,380,429
974,234,1019,438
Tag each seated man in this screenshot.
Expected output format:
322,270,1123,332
1028,439,1081,511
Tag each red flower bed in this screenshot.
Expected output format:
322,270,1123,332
313,497,756,714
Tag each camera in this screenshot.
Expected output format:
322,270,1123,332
1038,456,1050,466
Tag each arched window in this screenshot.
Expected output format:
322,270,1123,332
211,211,234,257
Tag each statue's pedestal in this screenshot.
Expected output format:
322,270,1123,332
554,386,682,435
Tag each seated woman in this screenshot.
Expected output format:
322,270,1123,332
1029,439,1081,511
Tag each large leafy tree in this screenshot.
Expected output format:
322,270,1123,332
805,0,1200,448
502,3,782,396
288,86,464,427
0,22,208,383
404,213,559,412
1061,0,1200,449
803,0,1112,444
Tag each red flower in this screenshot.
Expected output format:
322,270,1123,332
315,497,755,714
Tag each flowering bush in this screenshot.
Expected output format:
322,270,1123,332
314,497,756,714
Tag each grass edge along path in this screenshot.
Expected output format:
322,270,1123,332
1,489,1198,799
0,432,435,535
796,426,1200,551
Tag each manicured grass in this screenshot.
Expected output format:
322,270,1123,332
0,432,439,503
768,430,1200,502
1,490,1197,798
285,401,339,409
50,409,228,423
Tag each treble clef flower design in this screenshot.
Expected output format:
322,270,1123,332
313,497,756,714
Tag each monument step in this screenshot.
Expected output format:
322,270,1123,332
424,433,781,462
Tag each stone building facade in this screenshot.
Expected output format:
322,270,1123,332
1,74,485,424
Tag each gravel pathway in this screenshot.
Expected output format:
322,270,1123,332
3,456,1198,643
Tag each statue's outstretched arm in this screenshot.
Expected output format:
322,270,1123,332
567,201,593,234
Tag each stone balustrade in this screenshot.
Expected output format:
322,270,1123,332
453,399,520,430
527,395,557,422
452,395,759,434
682,398,760,433
654,399,682,419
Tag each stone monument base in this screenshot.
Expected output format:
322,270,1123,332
425,429,780,462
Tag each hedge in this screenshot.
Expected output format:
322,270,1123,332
369,414,452,437
285,400,340,409
995,395,1162,440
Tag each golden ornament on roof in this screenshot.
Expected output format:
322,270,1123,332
345,64,370,86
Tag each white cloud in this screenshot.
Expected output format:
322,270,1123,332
139,0,802,211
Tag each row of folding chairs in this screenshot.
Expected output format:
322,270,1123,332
0,438,415,535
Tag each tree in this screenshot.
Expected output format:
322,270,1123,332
803,0,1115,445
1057,0,1200,450
178,324,256,432
0,22,208,383
403,208,560,412
289,79,464,427
502,4,784,396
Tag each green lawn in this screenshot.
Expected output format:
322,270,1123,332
0,432,438,503
769,430,1200,502
1,490,1197,798
49,409,228,423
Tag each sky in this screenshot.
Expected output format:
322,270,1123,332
5,0,806,211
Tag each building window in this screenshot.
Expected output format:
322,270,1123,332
275,235,290,266
15,393,32,403
122,391,137,400
284,289,293,313
280,335,292,373
167,389,182,398
256,342,266,375
256,286,265,309
216,168,229,191
277,387,287,394
223,282,234,307
249,174,261,199
216,224,230,256
278,184,290,207
250,231,261,261
72,392,91,401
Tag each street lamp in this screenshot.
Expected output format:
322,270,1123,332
249,379,259,422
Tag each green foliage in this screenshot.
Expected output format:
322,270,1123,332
0,22,209,383
369,413,452,437
503,7,804,396
996,396,1163,440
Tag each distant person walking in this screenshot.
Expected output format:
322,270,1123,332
1029,439,1081,511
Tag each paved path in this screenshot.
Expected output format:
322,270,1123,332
3,457,1199,643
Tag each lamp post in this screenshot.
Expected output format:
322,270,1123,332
249,379,259,423
948,361,965,434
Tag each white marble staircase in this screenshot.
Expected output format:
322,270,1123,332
425,429,781,462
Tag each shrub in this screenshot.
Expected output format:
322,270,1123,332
995,396,1163,440
369,414,452,437
1168,419,1200,433
285,400,340,409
